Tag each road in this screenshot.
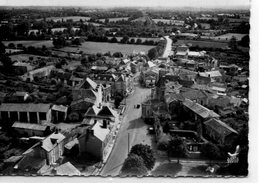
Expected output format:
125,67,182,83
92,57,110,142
162,35,173,58
100,84,152,176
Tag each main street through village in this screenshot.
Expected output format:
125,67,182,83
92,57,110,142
100,82,152,176
100,36,172,176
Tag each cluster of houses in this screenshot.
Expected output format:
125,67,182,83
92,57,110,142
141,43,248,155
0,76,121,175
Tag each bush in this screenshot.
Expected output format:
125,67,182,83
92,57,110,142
130,144,155,170
121,154,148,176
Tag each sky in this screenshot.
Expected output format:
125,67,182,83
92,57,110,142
0,0,250,8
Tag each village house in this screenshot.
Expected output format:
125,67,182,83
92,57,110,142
91,73,132,97
0,103,52,124
79,105,119,161
198,70,223,83
175,45,189,59
12,131,66,174
204,118,238,145
141,68,159,88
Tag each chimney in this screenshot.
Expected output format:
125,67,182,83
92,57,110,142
90,129,94,136
103,120,107,128
50,138,57,144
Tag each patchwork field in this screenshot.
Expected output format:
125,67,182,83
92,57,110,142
59,41,155,55
3,40,53,48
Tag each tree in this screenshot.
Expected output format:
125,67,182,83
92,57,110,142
147,47,158,60
121,35,129,44
229,36,238,50
0,41,5,54
239,35,249,47
0,55,13,73
121,154,148,176
110,37,118,43
200,142,222,163
114,92,123,109
113,52,123,58
136,38,142,44
130,144,155,170
130,38,135,44
167,136,188,163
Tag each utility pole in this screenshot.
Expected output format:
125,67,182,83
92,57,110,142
128,133,130,154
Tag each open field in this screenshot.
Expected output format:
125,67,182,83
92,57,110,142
59,41,155,55
213,33,247,41
37,16,91,22
3,40,53,48
176,39,228,49
99,17,129,23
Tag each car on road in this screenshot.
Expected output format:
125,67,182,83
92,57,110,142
148,126,155,134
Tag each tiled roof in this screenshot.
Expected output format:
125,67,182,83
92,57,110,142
85,105,101,117
0,103,51,113
12,122,48,131
204,118,238,137
77,77,97,90
52,105,68,112
182,89,208,100
183,99,220,119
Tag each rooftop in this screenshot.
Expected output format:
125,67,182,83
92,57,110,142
204,118,238,137
183,99,220,119
41,132,65,152
0,103,51,113
12,122,48,131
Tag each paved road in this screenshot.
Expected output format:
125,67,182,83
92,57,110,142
100,84,152,176
162,35,173,58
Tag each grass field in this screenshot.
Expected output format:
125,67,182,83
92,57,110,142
3,40,53,48
99,17,129,23
40,16,91,22
213,33,247,41
59,41,155,55
176,39,228,49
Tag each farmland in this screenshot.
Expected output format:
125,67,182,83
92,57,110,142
176,39,228,49
98,17,129,23
59,41,155,55
37,16,91,22
212,33,247,41
3,40,53,48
